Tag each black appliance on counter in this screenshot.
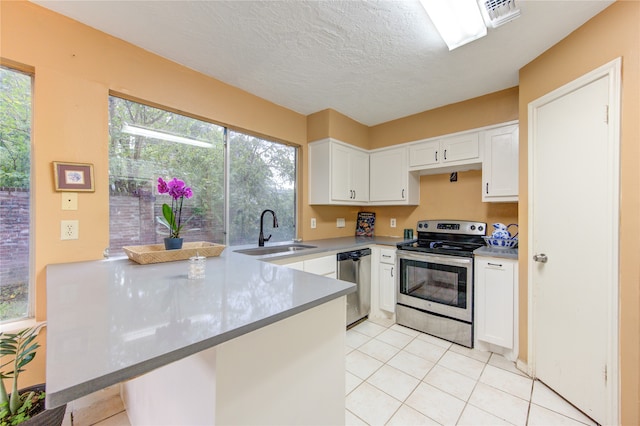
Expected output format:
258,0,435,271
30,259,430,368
395,220,486,348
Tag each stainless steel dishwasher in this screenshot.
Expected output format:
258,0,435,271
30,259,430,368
337,248,371,327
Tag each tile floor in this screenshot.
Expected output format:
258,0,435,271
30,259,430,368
64,319,597,426
346,319,597,426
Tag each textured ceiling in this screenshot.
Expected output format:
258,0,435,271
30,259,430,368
31,0,614,126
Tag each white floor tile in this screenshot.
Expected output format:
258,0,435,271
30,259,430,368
71,394,126,426
488,353,529,377
528,403,594,426
405,382,466,425
358,337,401,363
423,364,477,402
390,324,422,338
387,349,435,380
480,364,533,401
351,320,387,337
345,382,402,426
386,404,440,426
457,404,512,425
346,328,372,348
437,351,486,381
367,364,420,402
91,411,131,426
468,382,530,425
375,328,415,348
415,331,453,349
449,343,492,363
530,381,597,425
346,371,363,395
367,316,395,328
346,349,384,380
345,409,368,426
403,338,448,363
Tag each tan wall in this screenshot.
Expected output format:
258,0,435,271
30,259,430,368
303,88,519,239
1,0,307,388
518,1,640,424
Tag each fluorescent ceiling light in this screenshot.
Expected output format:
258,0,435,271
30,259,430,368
419,0,487,50
122,123,213,149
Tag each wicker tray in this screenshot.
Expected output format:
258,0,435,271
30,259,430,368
123,241,225,265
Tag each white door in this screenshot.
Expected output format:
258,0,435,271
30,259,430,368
529,59,620,425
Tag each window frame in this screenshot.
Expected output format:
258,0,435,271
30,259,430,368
107,93,299,249
0,64,35,324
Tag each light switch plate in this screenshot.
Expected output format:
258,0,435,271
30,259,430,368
62,192,78,210
336,218,345,228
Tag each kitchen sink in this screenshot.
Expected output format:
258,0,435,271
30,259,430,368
234,244,317,256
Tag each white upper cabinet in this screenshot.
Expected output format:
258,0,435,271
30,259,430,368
309,138,369,205
482,124,519,202
369,147,419,205
408,132,481,174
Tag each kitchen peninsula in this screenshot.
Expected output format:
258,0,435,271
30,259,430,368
46,248,355,425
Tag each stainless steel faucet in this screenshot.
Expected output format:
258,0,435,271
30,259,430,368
258,209,278,247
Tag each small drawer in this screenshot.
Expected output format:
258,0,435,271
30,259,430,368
379,248,396,264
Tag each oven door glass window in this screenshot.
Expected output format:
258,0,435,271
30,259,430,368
400,259,468,309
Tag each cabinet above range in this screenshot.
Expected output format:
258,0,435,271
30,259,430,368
408,132,481,174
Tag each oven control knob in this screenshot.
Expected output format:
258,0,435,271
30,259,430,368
478,225,484,232
470,225,476,230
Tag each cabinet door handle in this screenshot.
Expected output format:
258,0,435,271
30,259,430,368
391,267,394,277
444,149,447,160
486,183,489,194
353,190,356,199
488,262,503,268
435,151,438,162
401,189,405,199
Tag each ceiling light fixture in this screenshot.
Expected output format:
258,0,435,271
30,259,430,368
419,0,487,50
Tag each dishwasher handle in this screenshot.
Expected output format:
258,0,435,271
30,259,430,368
336,248,371,262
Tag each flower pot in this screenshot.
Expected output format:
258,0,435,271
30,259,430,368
9,384,66,426
164,237,184,250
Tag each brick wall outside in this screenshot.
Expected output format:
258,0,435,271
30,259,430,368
0,189,29,288
0,189,221,288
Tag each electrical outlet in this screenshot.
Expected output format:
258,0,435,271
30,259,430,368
390,218,397,228
61,220,79,240
61,192,78,210
311,218,317,229
336,218,345,228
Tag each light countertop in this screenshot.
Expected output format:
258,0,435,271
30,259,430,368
45,235,409,409
474,246,519,260
45,245,355,408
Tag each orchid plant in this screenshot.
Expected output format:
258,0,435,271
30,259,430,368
157,177,193,239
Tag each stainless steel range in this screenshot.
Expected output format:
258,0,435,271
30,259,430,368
396,219,486,348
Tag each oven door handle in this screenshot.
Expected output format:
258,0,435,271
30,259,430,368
396,252,472,268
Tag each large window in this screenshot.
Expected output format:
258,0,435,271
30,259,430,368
108,96,297,253
0,67,32,323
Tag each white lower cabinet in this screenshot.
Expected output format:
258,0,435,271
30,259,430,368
303,255,337,278
283,260,304,271
474,256,518,359
378,249,396,313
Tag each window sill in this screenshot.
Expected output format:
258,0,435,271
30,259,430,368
0,318,45,333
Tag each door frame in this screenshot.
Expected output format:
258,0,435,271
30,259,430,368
527,57,621,425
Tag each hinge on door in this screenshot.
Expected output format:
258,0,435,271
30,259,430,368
604,105,609,124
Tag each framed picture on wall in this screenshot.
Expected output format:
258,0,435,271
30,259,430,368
53,161,95,192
